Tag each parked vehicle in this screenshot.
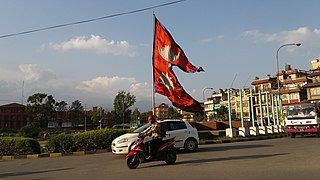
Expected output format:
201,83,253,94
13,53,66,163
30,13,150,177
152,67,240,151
112,119,199,154
285,103,320,138
126,133,176,169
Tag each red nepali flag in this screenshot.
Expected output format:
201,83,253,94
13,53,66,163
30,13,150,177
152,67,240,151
152,16,203,112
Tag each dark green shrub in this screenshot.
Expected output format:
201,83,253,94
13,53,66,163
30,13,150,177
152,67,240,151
47,134,75,153
0,137,41,156
17,125,41,139
73,129,129,151
46,128,129,153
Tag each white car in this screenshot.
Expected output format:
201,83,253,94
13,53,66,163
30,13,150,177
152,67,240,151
111,119,199,155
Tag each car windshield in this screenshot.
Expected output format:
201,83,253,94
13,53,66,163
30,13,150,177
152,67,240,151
287,104,315,117
133,123,150,133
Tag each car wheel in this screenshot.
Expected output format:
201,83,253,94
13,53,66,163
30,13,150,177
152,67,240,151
184,138,198,152
290,133,296,138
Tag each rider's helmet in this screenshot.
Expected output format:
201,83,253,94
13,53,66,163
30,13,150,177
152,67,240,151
148,114,157,123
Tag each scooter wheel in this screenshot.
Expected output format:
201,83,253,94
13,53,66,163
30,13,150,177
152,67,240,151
127,156,140,169
164,150,177,165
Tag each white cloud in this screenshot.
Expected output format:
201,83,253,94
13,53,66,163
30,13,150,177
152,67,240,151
50,35,139,57
76,76,150,99
19,64,56,82
243,27,320,49
0,64,151,110
0,67,20,81
200,35,225,43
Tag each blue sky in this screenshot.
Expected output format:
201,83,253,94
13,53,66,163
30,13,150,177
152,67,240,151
1,0,320,111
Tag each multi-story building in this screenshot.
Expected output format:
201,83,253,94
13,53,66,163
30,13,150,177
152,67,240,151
204,89,227,120
155,103,169,119
251,76,277,125
304,59,320,103
204,89,247,121
0,103,33,129
233,89,251,122
276,65,309,106
177,109,194,121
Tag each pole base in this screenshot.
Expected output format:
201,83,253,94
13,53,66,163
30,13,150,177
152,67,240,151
249,126,259,136
238,127,249,137
226,128,237,138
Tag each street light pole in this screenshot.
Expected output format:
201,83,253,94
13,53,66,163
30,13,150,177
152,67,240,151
276,43,301,119
202,87,214,121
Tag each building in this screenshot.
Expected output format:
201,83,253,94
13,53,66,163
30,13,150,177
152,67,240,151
0,103,32,130
177,109,194,121
155,103,169,119
204,89,243,121
204,89,227,120
304,59,320,103
276,64,309,106
233,89,251,122
251,76,277,125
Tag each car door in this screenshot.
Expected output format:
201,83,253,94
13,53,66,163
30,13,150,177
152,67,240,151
166,121,188,148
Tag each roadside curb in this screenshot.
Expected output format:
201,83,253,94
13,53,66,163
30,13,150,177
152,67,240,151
199,133,288,145
0,149,110,161
1,134,288,161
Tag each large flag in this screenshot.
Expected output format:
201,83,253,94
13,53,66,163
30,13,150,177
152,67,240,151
153,16,203,112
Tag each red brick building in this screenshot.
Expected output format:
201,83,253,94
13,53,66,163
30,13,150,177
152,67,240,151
0,103,32,129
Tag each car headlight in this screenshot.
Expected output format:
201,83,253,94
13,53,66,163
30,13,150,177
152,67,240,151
117,138,129,144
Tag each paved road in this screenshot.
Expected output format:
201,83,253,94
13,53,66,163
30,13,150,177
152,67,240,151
1,136,320,180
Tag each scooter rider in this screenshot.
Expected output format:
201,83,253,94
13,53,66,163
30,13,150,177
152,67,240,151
143,114,162,159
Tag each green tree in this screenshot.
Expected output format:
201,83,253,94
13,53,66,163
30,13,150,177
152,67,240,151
55,101,68,111
193,112,204,122
91,108,103,128
105,110,117,128
55,101,68,120
216,106,228,121
113,91,136,124
131,108,140,120
26,93,56,128
168,106,183,119
68,100,84,126
140,111,153,123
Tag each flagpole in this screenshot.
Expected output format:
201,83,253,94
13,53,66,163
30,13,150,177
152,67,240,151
151,12,156,115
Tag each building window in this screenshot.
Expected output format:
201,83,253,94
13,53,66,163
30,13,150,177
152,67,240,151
310,87,320,96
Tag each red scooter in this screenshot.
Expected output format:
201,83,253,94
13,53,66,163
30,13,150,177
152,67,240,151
126,133,177,169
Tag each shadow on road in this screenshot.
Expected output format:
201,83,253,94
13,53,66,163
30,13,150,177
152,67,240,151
0,167,73,178
176,153,289,165
139,153,289,169
178,144,273,154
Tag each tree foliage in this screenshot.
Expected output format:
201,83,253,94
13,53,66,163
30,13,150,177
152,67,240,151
55,101,68,111
216,106,228,121
91,108,103,128
68,100,84,126
26,93,56,128
193,112,204,122
113,91,136,124
168,106,183,119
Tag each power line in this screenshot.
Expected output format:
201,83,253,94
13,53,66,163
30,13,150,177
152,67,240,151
0,0,186,39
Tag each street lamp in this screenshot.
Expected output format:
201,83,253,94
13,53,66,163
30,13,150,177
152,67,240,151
203,87,214,121
276,43,301,119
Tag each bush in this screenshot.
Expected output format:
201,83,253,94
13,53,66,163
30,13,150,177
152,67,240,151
73,129,129,151
47,134,75,153
46,128,129,153
17,125,41,139
0,137,41,156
